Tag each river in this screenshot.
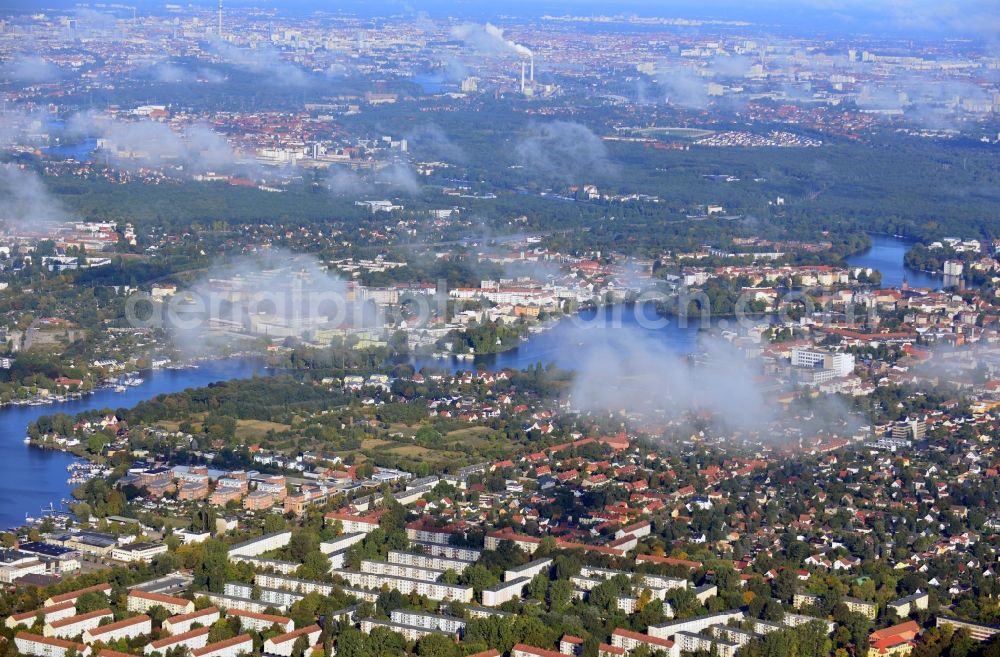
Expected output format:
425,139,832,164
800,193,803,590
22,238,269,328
1,236,921,529
846,234,942,290
0,358,267,530
410,235,926,373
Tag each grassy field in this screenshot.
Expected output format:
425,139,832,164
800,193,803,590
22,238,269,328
631,127,715,139
235,419,292,440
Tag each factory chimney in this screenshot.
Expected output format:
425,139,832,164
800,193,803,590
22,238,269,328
530,54,534,83
217,0,223,38
520,61,526,94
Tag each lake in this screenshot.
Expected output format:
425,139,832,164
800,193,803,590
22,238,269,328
0,358,267,530
43,138,97,162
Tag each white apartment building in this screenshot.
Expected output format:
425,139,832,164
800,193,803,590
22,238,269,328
463,606,515,621
579,566,688,592
360,618,454,642
0,554,47,583
611,628,678,657
791,348,855,377
44,609,112,639
253,573,378,602
259,587,303,610
230,555,299,574
192,635,253,657
163,607,220,635
360,559,447,582
45,584,111,608
388,550,474,574
332,569,473,602
512,643,570,657
505,558,552,582
781,612,835,634
83,615,152,644
146,627,211,655
15,632,89,657
226,609,294,634
324,513,381,535
482,577,530,607
127,591,194,615
319,532,366,554
263,625,321,657
6,601,76,630
390,610,466,635
615,521,652,540
229,532,292,558
647,611,745,640
224,583,253,599
202,593,272,615
675,632,738,657
405,524,457,545
411,541,482,562
111,543,168,563
485,531,540,554
712,625,761,647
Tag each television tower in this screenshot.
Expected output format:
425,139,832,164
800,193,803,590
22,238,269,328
217,0,223,38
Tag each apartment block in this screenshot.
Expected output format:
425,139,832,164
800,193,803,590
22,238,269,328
202,593,272,615
390,610,466,636
6,601,76,630
360,558,447,582
82,615,152,644
191,635,254,657
44,584,111,608
111,543,168,563
127,591,194,616
411,541,482,562
226,609,294,634
259,586,304,610
145,627,210,655
228,532,292,558
323,511,381,535
648,610,746,640
163,607,220,636
610,628,677,657
253,573,378,602
388,549,473,574
675,631,738,657
514,643,577,657
15,632,89,657
360,618,454,642
331,569,473,602
44,609,113,639
263,625,321,657
319,532,366,555
482,577,529,607
505,558,552,582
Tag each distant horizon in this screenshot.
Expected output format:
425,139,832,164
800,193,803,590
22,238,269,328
9,0,999,41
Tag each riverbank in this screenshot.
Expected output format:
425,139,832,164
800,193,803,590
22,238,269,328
0,356,269,530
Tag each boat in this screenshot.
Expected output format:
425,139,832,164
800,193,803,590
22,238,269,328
23,436,31,444
115,385,127,392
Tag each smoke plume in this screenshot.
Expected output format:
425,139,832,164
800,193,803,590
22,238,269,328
450,22,532,58
0,164,74,231
515,121,615,182
68,112,244,174
2,55,61,83
144,250,379,359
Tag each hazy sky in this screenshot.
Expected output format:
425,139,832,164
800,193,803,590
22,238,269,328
15,0,999,40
